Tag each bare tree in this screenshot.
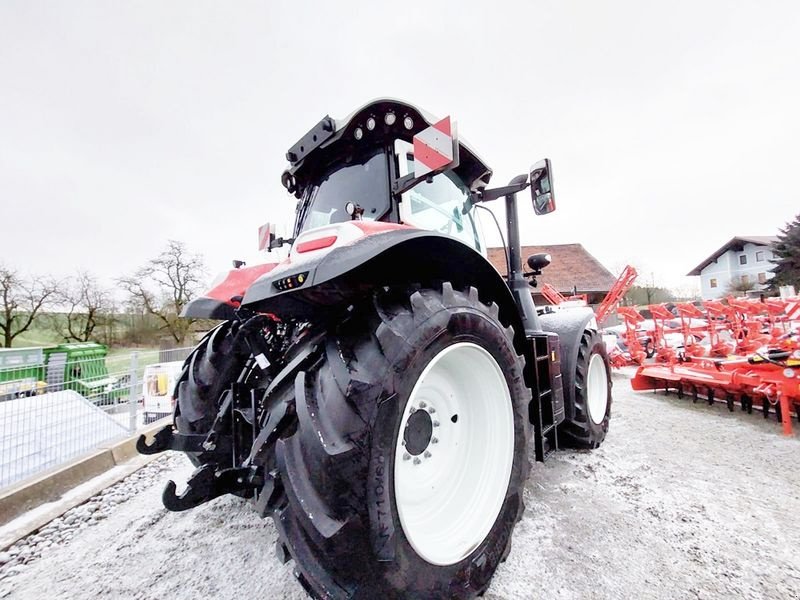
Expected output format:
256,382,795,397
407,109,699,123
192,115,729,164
54,272,115,342
118,241,206,345
0,265,58,348
727,277,756,295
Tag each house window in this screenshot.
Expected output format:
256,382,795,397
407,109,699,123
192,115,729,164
741,274,750,285
709,278,717,288
739,255,747,265
758,272,767,284
756,250,765,262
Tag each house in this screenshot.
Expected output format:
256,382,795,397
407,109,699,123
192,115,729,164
487,243,617,305
687,236,778,300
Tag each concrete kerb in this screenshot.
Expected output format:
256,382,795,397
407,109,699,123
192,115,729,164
0,417,171,550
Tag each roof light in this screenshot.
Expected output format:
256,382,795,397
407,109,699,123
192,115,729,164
403,116,414,130
354,127,363,140
366,117,376,130
385,112,396,125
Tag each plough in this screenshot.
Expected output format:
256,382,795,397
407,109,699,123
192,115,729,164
623,296,800,435
540,265,641,369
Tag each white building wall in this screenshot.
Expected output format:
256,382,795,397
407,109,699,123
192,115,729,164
698,243,775,299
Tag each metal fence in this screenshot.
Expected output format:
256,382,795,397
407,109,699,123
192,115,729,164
0,346,193,490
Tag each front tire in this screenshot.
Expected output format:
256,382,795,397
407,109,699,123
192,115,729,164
272,283,531,599
558,330,612,449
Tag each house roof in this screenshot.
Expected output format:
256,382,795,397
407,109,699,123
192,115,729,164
686,236,778,276
487,244,617,293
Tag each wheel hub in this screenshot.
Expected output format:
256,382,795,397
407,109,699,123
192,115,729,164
403,409,434,455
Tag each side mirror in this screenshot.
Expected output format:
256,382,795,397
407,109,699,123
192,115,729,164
530,158,556,215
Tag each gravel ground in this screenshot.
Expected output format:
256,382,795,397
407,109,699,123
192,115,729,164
1,371,799,599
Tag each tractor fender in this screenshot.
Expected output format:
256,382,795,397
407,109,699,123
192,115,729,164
539,307,598,422
183,262,279,320
241,229,528,352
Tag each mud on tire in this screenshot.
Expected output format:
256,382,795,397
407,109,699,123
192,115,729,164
270,282,531,599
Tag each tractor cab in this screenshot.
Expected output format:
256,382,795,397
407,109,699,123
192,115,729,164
282,99,494,253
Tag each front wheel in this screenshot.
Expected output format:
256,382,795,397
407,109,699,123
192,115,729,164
558,330,612,449
271,283,531,599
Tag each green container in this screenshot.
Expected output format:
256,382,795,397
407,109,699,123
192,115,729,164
0,347,46,397
0,347,46,382
0,342,119,403
43,343,115,399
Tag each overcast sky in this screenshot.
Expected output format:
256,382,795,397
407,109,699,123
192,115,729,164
1,1,797,293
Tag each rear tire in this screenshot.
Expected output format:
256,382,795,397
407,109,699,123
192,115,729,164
271,283,531,599
558,330,612,449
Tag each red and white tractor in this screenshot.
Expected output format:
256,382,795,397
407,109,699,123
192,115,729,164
138,99,613,599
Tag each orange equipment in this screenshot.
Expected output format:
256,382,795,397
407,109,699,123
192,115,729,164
631,339,800,435
540,283,568,305
595,265,638,325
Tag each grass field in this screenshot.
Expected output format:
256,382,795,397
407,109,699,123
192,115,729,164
6,317,190,376
12,327,63,348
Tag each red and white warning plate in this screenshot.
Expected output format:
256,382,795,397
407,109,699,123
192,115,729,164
258,222,272,251
413,116,456,177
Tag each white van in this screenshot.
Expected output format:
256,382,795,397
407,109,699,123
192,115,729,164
141,361,184,423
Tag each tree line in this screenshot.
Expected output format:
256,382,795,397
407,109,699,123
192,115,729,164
0,240,207,348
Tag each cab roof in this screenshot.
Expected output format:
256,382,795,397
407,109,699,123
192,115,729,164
281,98,493,195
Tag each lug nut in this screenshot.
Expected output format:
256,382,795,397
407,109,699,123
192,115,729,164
433,421,440,427
431,437,439,444
403,453,411,461
428,407,436,413
413,457,421,465
424,451,431,458
419,401,427,408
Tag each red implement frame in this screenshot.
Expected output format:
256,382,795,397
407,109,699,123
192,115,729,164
632,350,800,435
596,265,638,325
540,283,587,305
617,306,647,365
540,283,568,305
629,295,800,435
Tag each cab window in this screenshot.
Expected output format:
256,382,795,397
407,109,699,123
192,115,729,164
300,147,390,232
395,141,483,252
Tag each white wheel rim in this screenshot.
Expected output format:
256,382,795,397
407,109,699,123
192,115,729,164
393,342,514,566
586,353,609,425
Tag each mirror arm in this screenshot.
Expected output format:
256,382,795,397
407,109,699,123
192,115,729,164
268,236,294,251
475,181,530,203
392,173,433,196
463,180,530,214
504,174,541,336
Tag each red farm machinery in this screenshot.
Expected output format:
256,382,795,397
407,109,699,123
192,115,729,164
620,296,800,435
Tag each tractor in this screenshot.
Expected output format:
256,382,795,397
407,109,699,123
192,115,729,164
138,99,612,599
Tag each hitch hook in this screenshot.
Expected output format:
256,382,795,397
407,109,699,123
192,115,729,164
136,425,175,455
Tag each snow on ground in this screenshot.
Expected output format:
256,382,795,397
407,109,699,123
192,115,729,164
0,391,129,488
1,372,799,599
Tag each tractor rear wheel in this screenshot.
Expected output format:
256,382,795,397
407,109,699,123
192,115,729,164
558,330,612,449
271,283,531,599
